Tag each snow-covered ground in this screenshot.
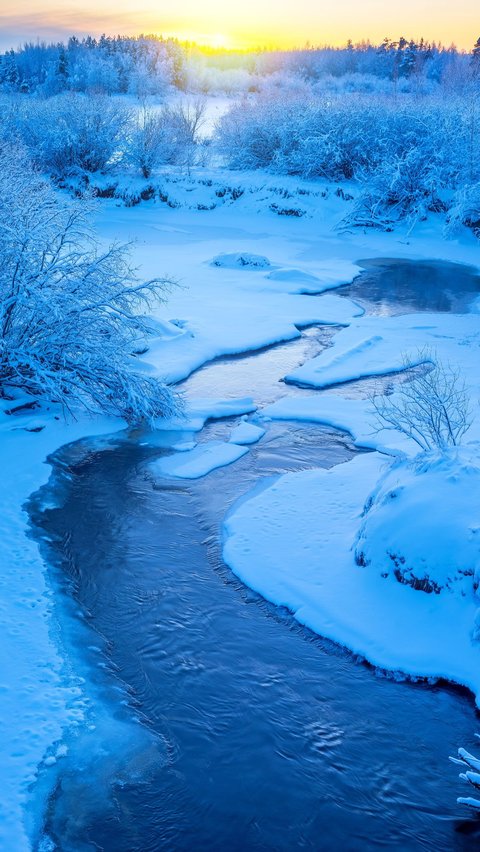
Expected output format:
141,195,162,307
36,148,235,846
2,170,480,848
0,412,122,850
223,449,480,699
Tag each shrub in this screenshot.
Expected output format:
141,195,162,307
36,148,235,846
370,349,472,452
0,146,177,424
13,93,131,176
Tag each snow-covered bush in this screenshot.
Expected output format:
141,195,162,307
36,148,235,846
12,94,131,176
357,353,476,595
215,90,474,224
0,146,177,423
354,447,480,594
371,351,472,451
216,92,467,182
128,99,207,175
446,182,480,237
340,148,446,230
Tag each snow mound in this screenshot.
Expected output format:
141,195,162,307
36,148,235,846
139,316,187,338
264,262,360,295
229,421,265,445
211,252,271,269
265,268,330,295
355,447,480,594
150,441,248,479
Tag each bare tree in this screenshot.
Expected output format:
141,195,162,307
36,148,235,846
0,144,178,424
371,349,472,451
163,98,207,173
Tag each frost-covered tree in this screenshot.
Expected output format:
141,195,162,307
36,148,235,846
0,146,177,424
128,106,167,178
339,147,445,232
127,98,206,177
371,350,472,452
162,98,207,172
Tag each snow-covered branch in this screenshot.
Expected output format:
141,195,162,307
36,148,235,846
450,739,480,810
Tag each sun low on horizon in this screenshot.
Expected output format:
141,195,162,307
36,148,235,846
0,0,479,51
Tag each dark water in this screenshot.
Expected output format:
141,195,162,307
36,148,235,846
339,258,480,316
31,258,480,851
34,429,480,852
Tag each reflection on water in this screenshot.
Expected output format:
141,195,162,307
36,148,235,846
339,258,480,316
178,325,338,404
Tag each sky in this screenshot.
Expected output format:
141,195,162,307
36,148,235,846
0,0,477,52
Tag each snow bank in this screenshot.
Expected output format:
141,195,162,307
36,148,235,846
0,414,122,850
146,284,360,385
150,440,248,479
355,448,480,594
262,394,411,455
223,453,480,703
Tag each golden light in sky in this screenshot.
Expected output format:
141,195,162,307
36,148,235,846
161,31,233,50
0,0,478,51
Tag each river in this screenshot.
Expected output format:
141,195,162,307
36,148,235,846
30,258,480,851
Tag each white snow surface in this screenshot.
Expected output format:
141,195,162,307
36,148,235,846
153,396,257,432
354,447,480,594
262,394,413,455
229,421,266,445
150,440,249,479
223,453,480,703
0,414,122,851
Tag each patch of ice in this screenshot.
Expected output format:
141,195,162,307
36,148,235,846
151,441,249,479
229,421,266,445
286,312,480,393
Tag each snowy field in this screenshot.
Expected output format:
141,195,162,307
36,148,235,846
2,170,480,848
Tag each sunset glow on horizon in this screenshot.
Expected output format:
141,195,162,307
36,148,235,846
0,0,478,52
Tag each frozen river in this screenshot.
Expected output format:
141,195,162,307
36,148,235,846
31,258,480,851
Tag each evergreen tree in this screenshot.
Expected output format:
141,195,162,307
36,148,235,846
4,50,20,88
401,41,418,77
56,47,69,82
